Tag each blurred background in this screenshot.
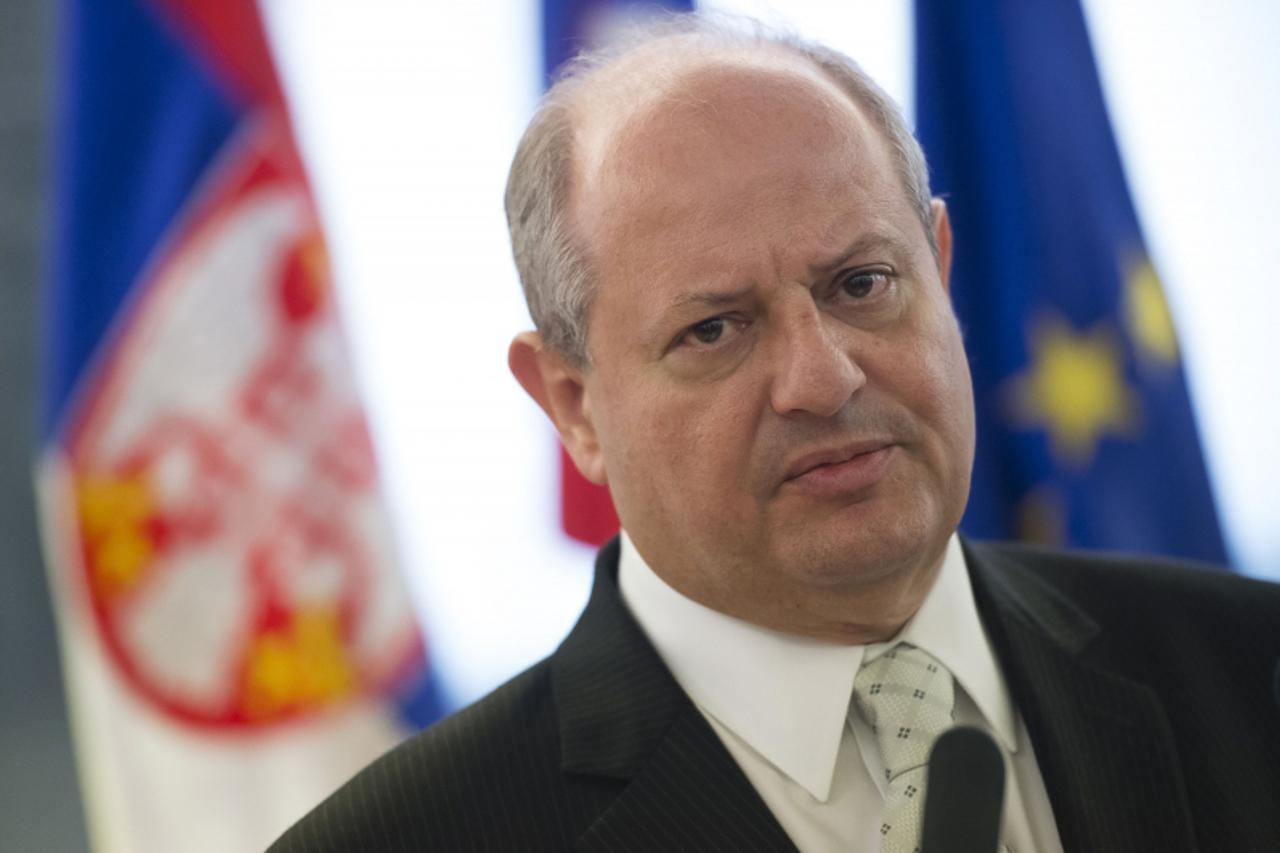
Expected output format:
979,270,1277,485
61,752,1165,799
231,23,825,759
3,1,1277,850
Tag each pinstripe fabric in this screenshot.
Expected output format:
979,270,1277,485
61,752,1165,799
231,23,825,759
269,539,796,852
270,539,1280,852
965,540,1280,853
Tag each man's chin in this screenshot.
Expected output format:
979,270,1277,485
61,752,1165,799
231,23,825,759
770,511,942,590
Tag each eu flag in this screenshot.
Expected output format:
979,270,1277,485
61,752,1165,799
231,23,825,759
915,1,1228,563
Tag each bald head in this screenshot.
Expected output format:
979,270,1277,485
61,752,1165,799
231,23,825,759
505,15,935,366
575,52,870,205
570,37,839,183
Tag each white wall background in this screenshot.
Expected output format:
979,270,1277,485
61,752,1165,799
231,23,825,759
261,0,1280,709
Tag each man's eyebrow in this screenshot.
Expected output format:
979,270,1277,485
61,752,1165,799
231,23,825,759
667,285,754,311
810,232,915,273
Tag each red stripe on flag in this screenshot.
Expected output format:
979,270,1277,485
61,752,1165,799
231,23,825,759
149,0,287,111
560,445,618,546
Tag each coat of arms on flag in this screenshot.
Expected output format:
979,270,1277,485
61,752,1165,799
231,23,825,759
59,117,424,728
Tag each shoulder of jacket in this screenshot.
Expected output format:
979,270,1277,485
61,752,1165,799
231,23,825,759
267,658,566,852
967,538,1280,624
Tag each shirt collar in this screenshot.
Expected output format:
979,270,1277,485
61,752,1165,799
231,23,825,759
868,535,1019,754
617,532,1017,803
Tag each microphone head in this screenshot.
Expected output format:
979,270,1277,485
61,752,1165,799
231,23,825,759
920,726,1005,853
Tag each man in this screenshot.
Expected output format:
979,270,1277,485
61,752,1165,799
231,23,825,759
272,17,1280,853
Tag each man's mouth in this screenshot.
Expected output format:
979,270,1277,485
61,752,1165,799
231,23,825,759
783,441,896,496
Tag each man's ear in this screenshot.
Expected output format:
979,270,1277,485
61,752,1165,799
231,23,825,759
508,331,607,485
931,198,954,294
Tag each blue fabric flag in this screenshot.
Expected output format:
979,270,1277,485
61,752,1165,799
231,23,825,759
543,0,693,86
915,1,1228,563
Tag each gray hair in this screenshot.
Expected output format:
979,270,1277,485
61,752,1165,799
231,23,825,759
504,14,935,368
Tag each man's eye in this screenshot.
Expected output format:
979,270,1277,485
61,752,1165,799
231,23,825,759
838,270,891,299
675,316,748,352
689,318,726,345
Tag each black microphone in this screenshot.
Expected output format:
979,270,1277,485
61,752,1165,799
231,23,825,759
919,726,1006,853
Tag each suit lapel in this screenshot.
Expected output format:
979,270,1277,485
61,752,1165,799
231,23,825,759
552,540,798,853
576,707,800,853
964,541,1198,853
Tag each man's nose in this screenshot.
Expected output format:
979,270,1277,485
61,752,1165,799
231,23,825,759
767,307,866,418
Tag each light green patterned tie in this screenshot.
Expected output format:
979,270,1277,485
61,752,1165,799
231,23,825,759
852,643,956,853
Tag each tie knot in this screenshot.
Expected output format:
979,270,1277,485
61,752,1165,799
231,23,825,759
852,643,956,783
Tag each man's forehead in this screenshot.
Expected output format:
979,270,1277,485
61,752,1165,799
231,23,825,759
569,44,862,193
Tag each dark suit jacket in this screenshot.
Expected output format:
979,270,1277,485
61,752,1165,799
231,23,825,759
270,539,1280,852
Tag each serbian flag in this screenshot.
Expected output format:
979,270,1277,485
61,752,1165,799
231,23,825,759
38,2,444,851
543,0,691,546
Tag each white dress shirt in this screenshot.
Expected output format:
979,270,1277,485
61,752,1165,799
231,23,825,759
618,531,1065,853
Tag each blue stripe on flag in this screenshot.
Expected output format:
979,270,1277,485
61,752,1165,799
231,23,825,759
394,668,450,729
542,0,693,85
46,0,239,438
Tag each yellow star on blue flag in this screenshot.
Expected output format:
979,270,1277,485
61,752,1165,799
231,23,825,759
1007,316,1138,467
